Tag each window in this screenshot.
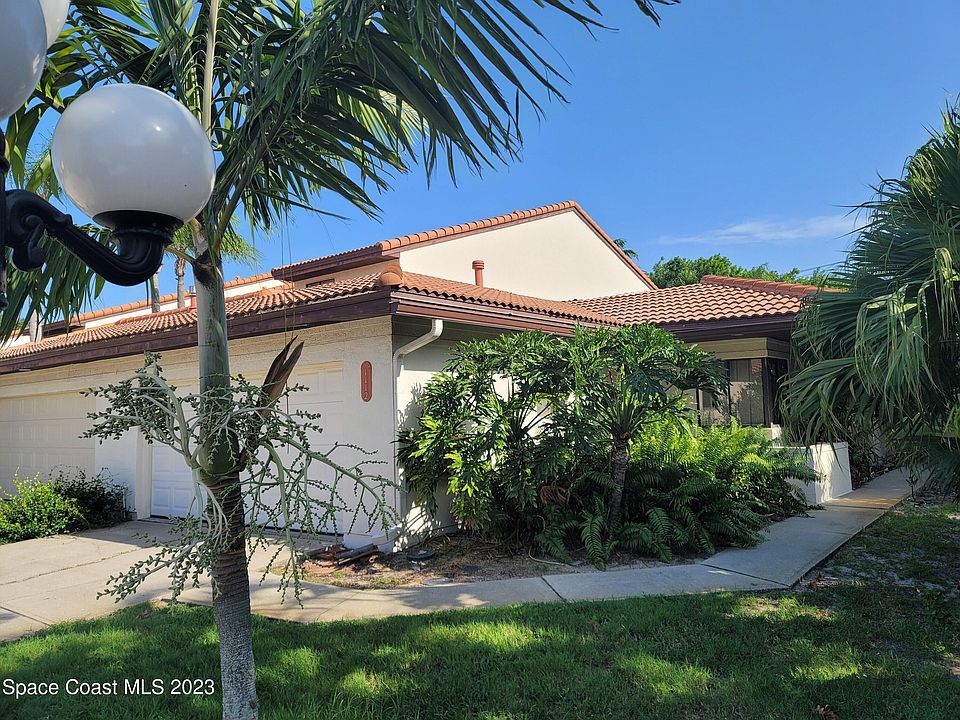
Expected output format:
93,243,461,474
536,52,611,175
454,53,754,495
729,358,765,426
695,357,788,427
765,357,789,425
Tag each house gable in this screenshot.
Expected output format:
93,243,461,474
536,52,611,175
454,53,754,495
273,201,656,300
397,205,653,301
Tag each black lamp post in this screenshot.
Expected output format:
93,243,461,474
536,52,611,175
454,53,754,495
0,0,215,310
0,135,177,304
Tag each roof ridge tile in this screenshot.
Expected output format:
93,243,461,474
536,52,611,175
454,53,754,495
699,274,820,297
273,200,581,275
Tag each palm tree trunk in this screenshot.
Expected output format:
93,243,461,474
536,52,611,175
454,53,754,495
608,437,629,527
194,250,259,720
176,256,187,308
210,474,257,720
150,273,161,313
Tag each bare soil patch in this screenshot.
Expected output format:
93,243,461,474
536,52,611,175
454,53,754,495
291,532,689,590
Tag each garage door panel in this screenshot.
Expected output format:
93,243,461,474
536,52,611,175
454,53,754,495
150,366,349,525
295,365,345,401
150,384,200,518
0,392,96,494
247,365,347,530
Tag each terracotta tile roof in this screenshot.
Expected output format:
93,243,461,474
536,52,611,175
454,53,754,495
0,270,616,363
0,276,377,361
69,271,276,324
271,201,656,288
394,271,621,324
225,272,274,289
71,292,179,323
572,275,824,325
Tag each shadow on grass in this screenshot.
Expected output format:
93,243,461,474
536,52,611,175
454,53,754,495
1,581,958,720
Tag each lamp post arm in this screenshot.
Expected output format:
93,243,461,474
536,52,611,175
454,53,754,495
3,189,174,286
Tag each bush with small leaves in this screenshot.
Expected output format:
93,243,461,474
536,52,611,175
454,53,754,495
0,475,82,543
51,468,128,529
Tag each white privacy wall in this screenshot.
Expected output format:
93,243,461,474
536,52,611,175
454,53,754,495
398,209,651,300
786,442,853,505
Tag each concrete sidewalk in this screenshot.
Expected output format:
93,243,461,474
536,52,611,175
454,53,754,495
0,468,912,641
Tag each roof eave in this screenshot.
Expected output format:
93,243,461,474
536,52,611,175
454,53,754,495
656,313,796,341
0,290,394,375
392,291,620,336
272,249,397,282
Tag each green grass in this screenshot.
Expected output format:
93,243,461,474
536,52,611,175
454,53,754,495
1,500,958,720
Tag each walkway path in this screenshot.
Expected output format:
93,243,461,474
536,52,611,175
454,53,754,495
0,468,911,641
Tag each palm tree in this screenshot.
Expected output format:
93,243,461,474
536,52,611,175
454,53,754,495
562,325,723,525
174,256,188,307
148,273,161,313
782,107,960,493
5,1,679,717
614,236,640,260
168,223,259,308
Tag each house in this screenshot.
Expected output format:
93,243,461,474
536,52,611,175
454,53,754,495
0,201,822,546
573,275,819,428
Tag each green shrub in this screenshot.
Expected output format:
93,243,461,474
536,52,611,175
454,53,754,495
399,326,722,543
622,419,813,556
529,421,813,567
631,420,813,519
51,468,127,529
0,475,82,543
400,328,819,568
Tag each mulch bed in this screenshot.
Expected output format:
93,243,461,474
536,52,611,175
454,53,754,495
290,532,689,590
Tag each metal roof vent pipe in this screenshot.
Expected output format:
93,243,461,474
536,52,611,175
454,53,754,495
472,259,485,287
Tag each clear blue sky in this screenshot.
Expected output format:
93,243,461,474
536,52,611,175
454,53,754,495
96,0,960,307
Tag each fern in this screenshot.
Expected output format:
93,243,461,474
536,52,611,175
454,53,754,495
534,507,577,563
620,521,672,562
580,499,616,569
646,506,672,542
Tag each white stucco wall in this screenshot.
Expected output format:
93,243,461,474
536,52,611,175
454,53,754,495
784,442,853,505
390,320,512,545
397,209,651,300
393,335,460,545
0,317,397,545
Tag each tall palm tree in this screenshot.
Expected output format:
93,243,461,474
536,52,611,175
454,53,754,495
614,236,640,260
562,324,723,526
782,107,960,493
4,1,679,717
174,256,187,307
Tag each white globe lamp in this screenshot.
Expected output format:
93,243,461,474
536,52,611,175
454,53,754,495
39,0,70,47
0,6,218,301
51,84,216,227
0,0,47,122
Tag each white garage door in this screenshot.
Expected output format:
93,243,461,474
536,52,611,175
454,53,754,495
149,364,346,524
151,442,205,518
151,382,201,518
254,363,347,530
0,391,96,493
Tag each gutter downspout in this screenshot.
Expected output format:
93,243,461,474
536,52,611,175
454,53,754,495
388,318,444,545
393,319,444,367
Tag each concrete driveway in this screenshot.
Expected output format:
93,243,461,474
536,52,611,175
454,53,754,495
0,469,912,643
0,520,186,640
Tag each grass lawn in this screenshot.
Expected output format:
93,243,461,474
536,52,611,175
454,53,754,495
1,499,958,720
